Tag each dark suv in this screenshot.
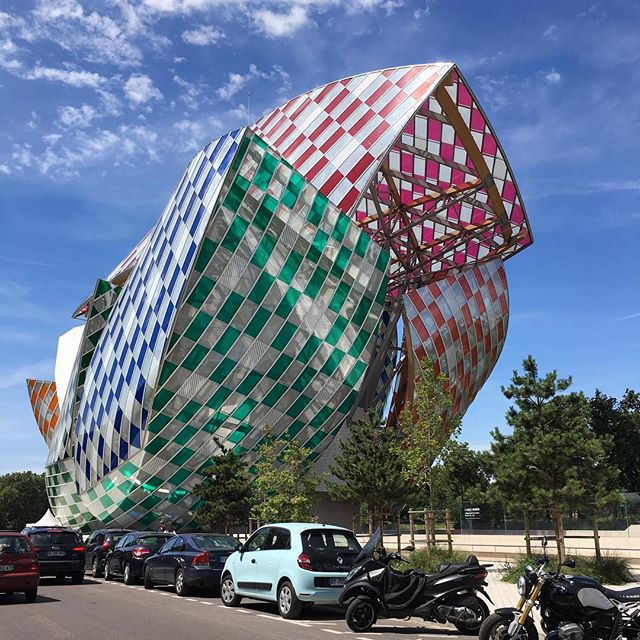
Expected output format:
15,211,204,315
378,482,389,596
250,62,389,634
22,527,85,583
85,529,130,577
104,532,173,585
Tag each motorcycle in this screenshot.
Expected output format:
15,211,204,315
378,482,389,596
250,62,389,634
338,528,493,634
479,536,640,640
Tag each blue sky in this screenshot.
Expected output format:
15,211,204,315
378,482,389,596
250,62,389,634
0,0,639,474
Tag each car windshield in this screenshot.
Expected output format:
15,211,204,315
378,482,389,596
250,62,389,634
30,531,79,546
0,536,28,553
302,530,361,552
191,534,238,550
138,535,171,547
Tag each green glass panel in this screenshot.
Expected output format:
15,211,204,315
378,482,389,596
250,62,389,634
158,361,178,387
210,357,236,383
171,448,195,467
262,382,287,407
119,461,137,478
275,288,301,319
248,271,275,305
217,291,244,323
118,497,136,512
250,232,276,268
168,332,180,351
213,326,241,355
345,360,367,387
286,394,312,418
245,307,271,338
231,134,250,172
352,295,373,326
310,405,334,428
304,266,328,299
287,420,305,437
355,231,371,258
266,353,293,380
206,386,232,410
237,371,263,396
185,311,213,341
328,281,351,313
203,411,227,434
168,468,192,486
332,213,350,242
312,229,329,252
224,174,250,213
336,246,351,271
195,238,217,273
326,315,348,346
292,367,315,392
141,494,161,509
138,512,159,527
145,436,169,455
282,172,304,208
308,192,328,226
183,344,209,371
254,135,268,150
320,348,345,377
337,389,358,414
272,321,297,351
306,430,328,449
306,245,321,264
232,399,257,421
279,250,303,285
168,488,188,504
221,214,249,252
348,329,371,358
147,413,171,434
152,388,174,412
99,493,114,509
297,335,322,363
174,424,198,446
376,281,387,305
187,276,215,309
375,248,390,273
253,152,279,190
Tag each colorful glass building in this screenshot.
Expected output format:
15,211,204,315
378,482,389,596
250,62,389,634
27,64,532,531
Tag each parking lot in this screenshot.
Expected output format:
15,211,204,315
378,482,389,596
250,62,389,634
0,576,469,640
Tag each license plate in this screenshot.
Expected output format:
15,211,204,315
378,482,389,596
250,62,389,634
0,565,15,572
47,551,66,557
329,577,345,586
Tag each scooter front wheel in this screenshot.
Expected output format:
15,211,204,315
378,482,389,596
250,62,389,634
346,596,378,632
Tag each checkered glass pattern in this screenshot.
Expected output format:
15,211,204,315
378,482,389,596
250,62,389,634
404,258,509,418
73,130,244,493
26,380,59,446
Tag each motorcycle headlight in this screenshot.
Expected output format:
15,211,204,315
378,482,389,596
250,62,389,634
517,575,528,596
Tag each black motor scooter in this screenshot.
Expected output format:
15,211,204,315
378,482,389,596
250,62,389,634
339,529,493,634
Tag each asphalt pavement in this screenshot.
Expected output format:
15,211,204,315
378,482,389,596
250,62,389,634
0,576,472,640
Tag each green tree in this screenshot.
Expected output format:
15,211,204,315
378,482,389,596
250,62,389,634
490,356,620,512
327,411,411,529
252,432,321,524
590,389,640,492
193,445,253,533
0,471,49,530
397,358,461,510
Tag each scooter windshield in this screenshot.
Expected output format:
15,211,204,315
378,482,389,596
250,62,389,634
355,528,381,563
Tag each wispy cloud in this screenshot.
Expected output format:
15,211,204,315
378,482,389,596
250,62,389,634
0,358,54,390
612,312,640,323
181,24,224,46
216,64,290,101
124,73,163,106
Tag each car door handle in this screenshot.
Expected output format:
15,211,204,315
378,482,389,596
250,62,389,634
251,559,256,564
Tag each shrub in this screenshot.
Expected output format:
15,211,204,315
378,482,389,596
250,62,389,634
399,546,468,573
501,552,633,585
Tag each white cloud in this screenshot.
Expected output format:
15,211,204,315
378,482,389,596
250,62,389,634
0,358,55,391
42,133,62,145
181,24,224,45
545,69,562,84
57,104,98,128
216,63,290,101
26,65,107,88
0,164,10,175
124,73,163,105
253,6,310,38
542,24,557,38
612,311,640,323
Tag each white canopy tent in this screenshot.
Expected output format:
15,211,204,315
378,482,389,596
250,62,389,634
26,509,62,528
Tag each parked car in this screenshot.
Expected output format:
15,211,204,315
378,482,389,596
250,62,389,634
104,532,173,584
220,523,362,619
0,532,40,602
84,529,130,577
143,533,240,595
22,526,85,584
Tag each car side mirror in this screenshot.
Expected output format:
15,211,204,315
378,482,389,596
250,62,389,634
235,542,243,551
562,559,576,568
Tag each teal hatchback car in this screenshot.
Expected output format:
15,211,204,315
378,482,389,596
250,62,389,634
220,523,361,618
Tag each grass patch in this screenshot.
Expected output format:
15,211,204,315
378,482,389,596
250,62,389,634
501,553,633,585
398,546,469,573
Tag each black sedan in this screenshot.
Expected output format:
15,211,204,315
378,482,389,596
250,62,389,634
143,533,240,596
104,532,173,584
85,529,130,577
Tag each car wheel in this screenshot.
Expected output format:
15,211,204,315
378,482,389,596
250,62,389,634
346,596,378,632
175,568,190,596
277,580,302,619
143,568,154,590
104,562,112,581
220,574,242,607
24,588,37,603
91,558,102,578
71,572,84,585
123,563,136,585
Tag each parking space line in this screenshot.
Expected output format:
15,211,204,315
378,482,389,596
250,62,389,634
321,629,345,635
257,614,280,620
235,609,252,614
279,620,312,627
186,598,199,602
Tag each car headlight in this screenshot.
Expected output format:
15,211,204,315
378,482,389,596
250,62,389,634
517,575,528,596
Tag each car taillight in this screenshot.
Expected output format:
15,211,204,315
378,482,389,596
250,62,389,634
472,570,488,581
101,542,110,550
133,547,151,558
192,551,209,567
73,546,85,552
32,547,40,552
297,553,313,571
